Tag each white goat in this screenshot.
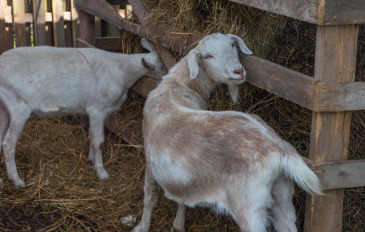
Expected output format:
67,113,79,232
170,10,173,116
133,33,323,232
0,38,164,188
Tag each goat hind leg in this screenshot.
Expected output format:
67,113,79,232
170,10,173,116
171,203,186,232
88,112,109,179
270,175,297,232
133,165,160,232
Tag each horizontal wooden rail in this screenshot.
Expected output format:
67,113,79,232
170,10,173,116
75,0,365,113
240,54,315,109
313,82,365,112
310,159,365,190
4,11,72,24
229,0,365,25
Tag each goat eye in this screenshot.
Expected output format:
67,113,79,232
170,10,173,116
204,54,213,59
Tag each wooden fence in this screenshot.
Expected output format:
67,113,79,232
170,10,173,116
1,0,364,231
0,0,132,55
73,0,365,232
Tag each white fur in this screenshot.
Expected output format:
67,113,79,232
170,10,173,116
133,33,322,232
0,39,164,188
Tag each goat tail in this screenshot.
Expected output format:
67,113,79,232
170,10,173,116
282,149,324,196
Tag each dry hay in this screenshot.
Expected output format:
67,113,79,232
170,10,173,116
0,0,364,231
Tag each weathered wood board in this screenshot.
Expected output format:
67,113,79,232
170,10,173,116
311,159,365,190
305,25,359,232
229,0,365,25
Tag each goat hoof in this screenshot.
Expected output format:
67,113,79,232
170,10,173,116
13,179,26,188
171,226,185,232
97,169,110,180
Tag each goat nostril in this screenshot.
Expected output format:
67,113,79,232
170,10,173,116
234,69,243,75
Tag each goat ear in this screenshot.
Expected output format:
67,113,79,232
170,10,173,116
228,83,239,104
187,49,200,80
142,58,155,71
141,38,156,52
227,34,253,55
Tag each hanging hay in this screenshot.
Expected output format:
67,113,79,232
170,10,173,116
0,1,364,231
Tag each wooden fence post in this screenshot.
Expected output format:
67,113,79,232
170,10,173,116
79,10,95,45
0,0,6,54
52,0,65,47
33,0,47,45
304,25,359,232
13,0,26,47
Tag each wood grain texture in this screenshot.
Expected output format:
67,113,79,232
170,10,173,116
13,0,26,47
240,54,315,109
230,0,365,25
0,0,6,54
71,0,80,47
321,0,365,25
305,25,359,232
79,10,95,45
229,0,319,24
33,0,47,45
311,159,365,190
313,82,365,112
52,0,65,47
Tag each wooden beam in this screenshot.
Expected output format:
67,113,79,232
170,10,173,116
75,38,95,48
311,159,365,190
74,0,200,54
305,25,359,232
229,0,365,25
313,82,365,112
13,0,26,47
0,0,6,54
52,0,65,47
33,0,47,46
321,0,365,25
132,77,159,98
229,0,319,24
95,37,121,52
79,10,95,45
127,0,149,23
240,54,315,110
71,0,80,47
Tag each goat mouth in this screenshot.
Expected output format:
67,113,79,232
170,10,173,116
229,76,246,82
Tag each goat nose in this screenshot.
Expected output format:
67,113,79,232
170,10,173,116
234,68,244,75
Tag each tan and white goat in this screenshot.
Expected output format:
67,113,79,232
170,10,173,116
133,33,322,232
0,38,164,188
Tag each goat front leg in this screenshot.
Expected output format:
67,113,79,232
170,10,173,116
133,165,160,232
87,112,110,179
171,203,186,232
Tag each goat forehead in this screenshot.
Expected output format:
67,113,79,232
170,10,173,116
199,34,232,52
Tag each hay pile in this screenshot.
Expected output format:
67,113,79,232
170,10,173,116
0,0,364,231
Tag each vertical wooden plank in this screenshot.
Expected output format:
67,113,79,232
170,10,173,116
45,0,53,46
52,0,65,47
64,0,72,47
0,0,6,54
13,0,26,47
109,5,120,37
95,16,101,37
305,25,359,232
33,0,47,45
71,0,79,47
24,0,31,46
5,0,13,50
78,10,95,45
